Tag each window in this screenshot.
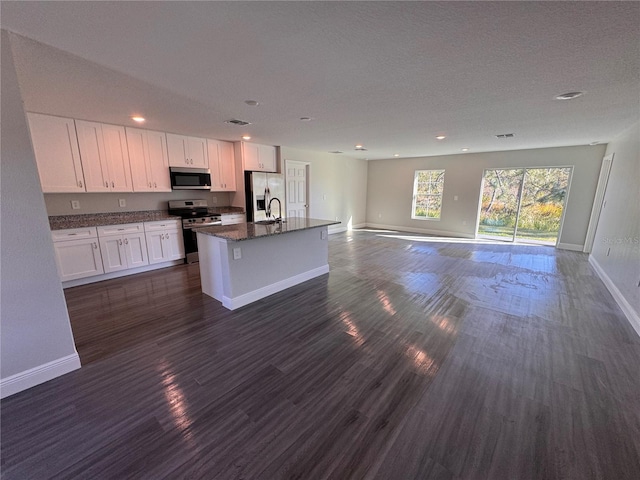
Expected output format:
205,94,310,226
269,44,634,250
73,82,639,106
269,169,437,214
412,169,445,220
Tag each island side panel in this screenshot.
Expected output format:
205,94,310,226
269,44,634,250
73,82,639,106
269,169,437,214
197,232,227,302
223,226,329,309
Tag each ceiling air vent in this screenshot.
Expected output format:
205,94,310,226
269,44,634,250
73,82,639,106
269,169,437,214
225,119,251,126
495,133,515,139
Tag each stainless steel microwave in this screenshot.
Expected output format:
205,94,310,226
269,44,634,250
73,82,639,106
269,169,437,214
169,167,212,190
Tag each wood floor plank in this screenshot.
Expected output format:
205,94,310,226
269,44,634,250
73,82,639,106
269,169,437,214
2,229,639,479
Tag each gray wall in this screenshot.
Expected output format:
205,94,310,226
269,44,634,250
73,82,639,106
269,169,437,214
366,145,606,249
1,31,79,385
591,122,640,317
281,147,368,231
44,191,230,216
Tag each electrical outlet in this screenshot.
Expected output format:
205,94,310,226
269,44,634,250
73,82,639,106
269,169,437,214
211,196,218,205
321,230,327,240
323,194,327,200
233,247,242,260
71,200,80,210
378,213,382,219
118,198,126,207
454,195,459,201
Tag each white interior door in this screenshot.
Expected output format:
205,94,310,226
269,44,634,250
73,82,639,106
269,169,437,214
285,160,309,218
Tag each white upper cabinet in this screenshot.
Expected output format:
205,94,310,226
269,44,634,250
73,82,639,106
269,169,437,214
236,141,276,172
76,120,133,192
207,139,236,191
27,113,85,193
166,134,208,168
126,127,171,192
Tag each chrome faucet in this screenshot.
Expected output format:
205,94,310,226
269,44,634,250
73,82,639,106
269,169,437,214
267,197,282,222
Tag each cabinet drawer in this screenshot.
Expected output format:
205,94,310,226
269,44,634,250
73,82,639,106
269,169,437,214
97,223,144,236
52,227,98,242
144,219,182,232
221,214,245,225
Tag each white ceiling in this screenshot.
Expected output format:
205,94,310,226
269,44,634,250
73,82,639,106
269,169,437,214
2,1,638,160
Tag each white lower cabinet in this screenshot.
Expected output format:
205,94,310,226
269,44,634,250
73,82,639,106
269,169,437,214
97,223,149,273
144,220,185,264
52,227,104,281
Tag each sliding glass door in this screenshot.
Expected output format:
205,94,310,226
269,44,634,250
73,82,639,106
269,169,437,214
477,167,572,245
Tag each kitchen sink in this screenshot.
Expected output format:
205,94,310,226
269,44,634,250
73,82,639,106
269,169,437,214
254,219,285,225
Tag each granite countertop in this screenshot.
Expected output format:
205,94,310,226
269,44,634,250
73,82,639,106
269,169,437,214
49,210,180,230
195,218,340,242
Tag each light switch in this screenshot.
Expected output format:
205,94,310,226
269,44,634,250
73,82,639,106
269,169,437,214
118,198,126,207
71,200,80,210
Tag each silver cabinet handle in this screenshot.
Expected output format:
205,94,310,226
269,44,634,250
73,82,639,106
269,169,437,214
124,238,129,245
93,242,98,249
112,181,115,188
118,239,123,245
78,180,83,188
154,182,157,188
149,182,152,188
105,181,109,188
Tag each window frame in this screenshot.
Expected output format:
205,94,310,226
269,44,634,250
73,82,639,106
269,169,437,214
411,169,445,221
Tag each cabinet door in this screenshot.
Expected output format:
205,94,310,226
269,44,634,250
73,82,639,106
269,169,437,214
99,236,127,273
53,238,104,281
76,120,110,192
207,140,223,190
241,142,261,171
188,137,208,168
126,127,153,192
147,130,171,191
167,133,188,167
27,113,85,193
145,231,167,264
219,140,236,190
124,233,149,268
102,124,133,192
258,144,277,172
165,230,185,261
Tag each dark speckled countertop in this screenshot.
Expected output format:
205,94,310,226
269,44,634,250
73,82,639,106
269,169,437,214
49,207,245,230
195,218,340,242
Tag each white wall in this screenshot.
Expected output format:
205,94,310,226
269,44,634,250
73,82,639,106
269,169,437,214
280,147,368,232
366,145,606,249
590,122,640,332
1,30,80,397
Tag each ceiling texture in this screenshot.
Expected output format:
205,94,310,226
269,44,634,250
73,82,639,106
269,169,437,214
2,1,639,160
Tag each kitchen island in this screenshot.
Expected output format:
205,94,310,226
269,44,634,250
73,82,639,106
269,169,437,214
196,218,340,310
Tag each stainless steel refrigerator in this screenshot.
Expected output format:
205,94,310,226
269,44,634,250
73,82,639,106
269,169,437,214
244,171,286,222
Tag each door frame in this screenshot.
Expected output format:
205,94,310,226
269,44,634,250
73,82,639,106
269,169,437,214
583,153,613,253
284,159,310,218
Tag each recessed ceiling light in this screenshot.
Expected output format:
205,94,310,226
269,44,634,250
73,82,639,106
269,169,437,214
242,135,251,140
131,116,145,123
436,135,446,140
554,91,584,100
244,100,260,106
461,148,469,152
393,154,400,157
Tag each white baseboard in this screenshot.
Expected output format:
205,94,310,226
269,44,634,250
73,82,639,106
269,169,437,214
223,264,330,310
557,242,584,251
329,225,347,235
589,255,640,338
62,260,183,288
1,353,81,399
363,222,475,239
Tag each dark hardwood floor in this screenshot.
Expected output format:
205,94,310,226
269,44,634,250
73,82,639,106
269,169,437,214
2,229,639,479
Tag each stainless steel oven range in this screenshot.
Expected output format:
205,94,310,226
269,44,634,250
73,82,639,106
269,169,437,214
168,200,221,263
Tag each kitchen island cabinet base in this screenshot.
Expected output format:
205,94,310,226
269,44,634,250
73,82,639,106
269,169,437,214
198,226,330,310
